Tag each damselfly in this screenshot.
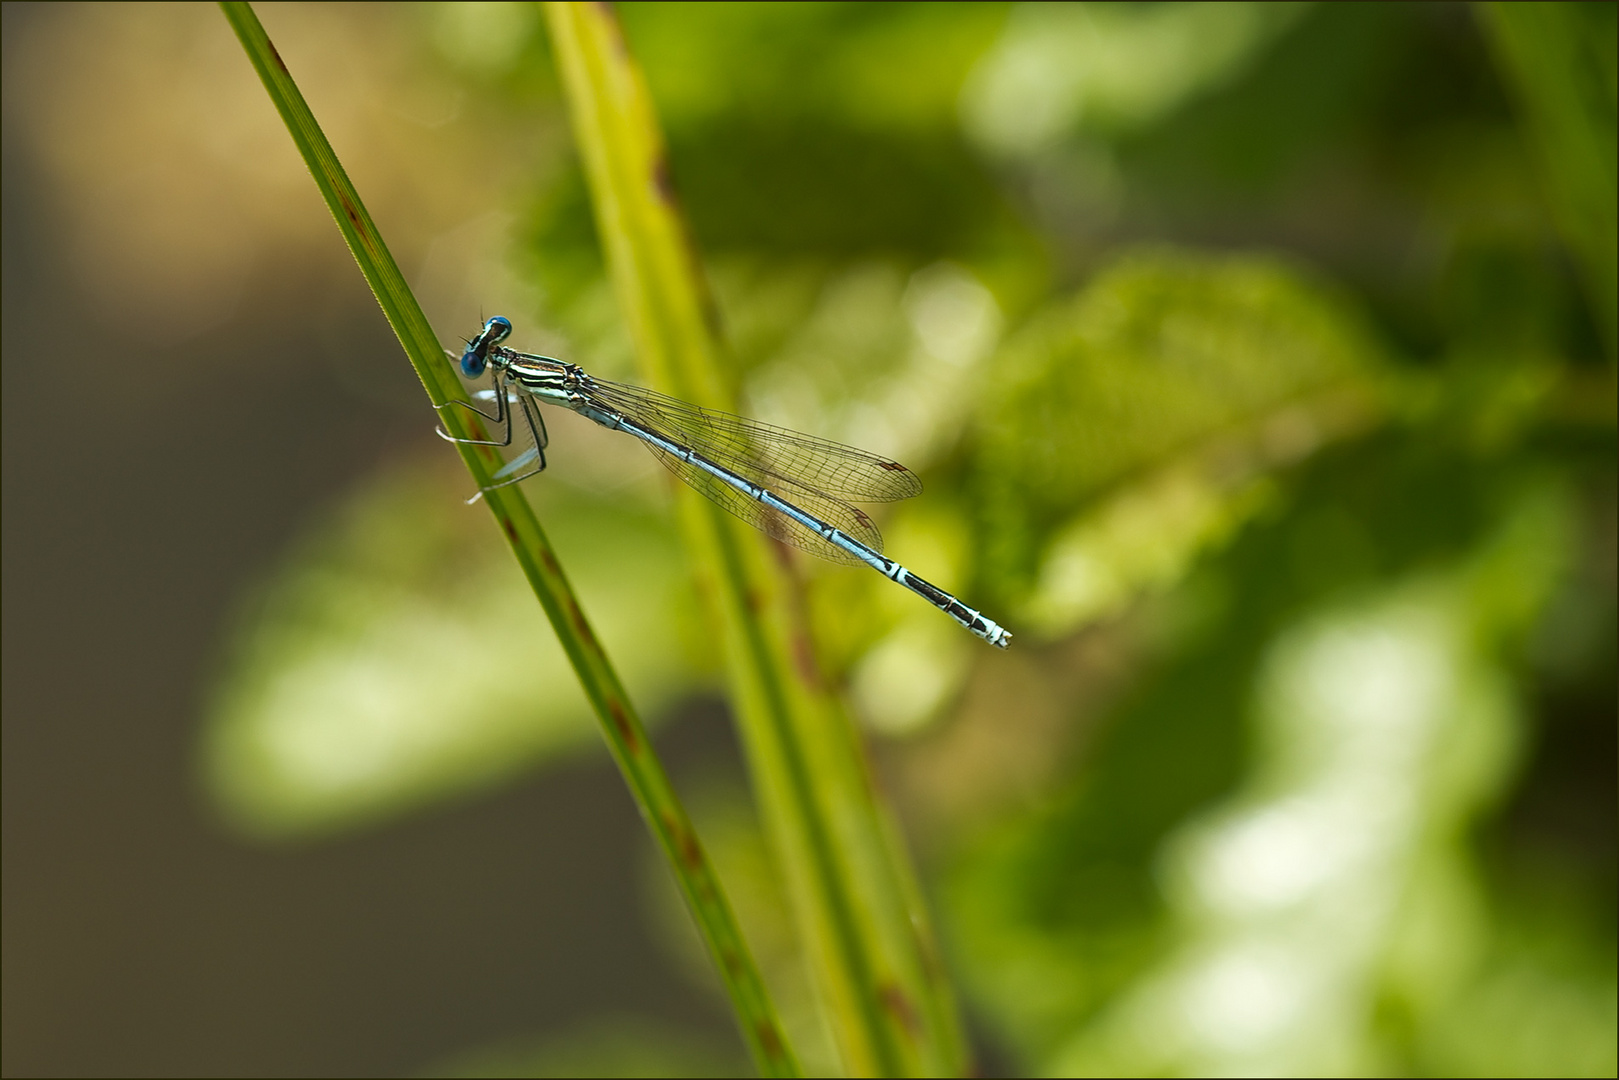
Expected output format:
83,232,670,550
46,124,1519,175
438,316,1012,649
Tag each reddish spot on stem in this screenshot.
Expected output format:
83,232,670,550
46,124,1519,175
608,698,638,753
755,1022,785,1061
337,192,376,255
879,982,921,1038
744,587,764,615
540,547,561,575
661,811,704,871
651,156,677,206
501,518,518,544
268,42,288,73
568,599,598,649
595,2,628,56
792,632,821,690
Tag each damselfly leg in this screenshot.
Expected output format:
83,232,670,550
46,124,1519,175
480,393,549,491
436,350,552,500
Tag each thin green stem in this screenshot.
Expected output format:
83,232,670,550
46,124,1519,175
217,5,796,1075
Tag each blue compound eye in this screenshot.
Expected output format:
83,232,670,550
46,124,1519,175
460,348,487,377
485,316,512,343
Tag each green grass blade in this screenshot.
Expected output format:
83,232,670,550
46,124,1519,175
217,6,797,1075
541,3,968,1074
1478,1,1619,363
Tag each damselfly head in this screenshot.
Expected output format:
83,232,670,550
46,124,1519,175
460,315,513,377
481,316,513,344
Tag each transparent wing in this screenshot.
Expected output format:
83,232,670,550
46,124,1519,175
642,444,882,565
492,445,540,481
587,377,922,503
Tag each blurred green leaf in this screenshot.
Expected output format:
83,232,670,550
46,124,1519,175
1043,484,1570,1076
961,1,1308,155
978,247,1385,605
943,413,1607,1073
622,1,1006,137
621,1,1020,259
1479,1,1619,362
204,462,696,838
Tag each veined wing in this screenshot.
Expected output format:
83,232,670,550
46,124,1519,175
641,442,882,565
587,377,922,504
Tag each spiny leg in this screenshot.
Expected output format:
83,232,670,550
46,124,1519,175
435,370,513,448
467,395,551,503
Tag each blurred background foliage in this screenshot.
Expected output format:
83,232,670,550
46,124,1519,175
5,2,1612,1076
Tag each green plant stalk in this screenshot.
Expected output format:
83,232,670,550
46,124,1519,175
1478,2,1619,364
542,3,968,1075
218,6,797,1075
